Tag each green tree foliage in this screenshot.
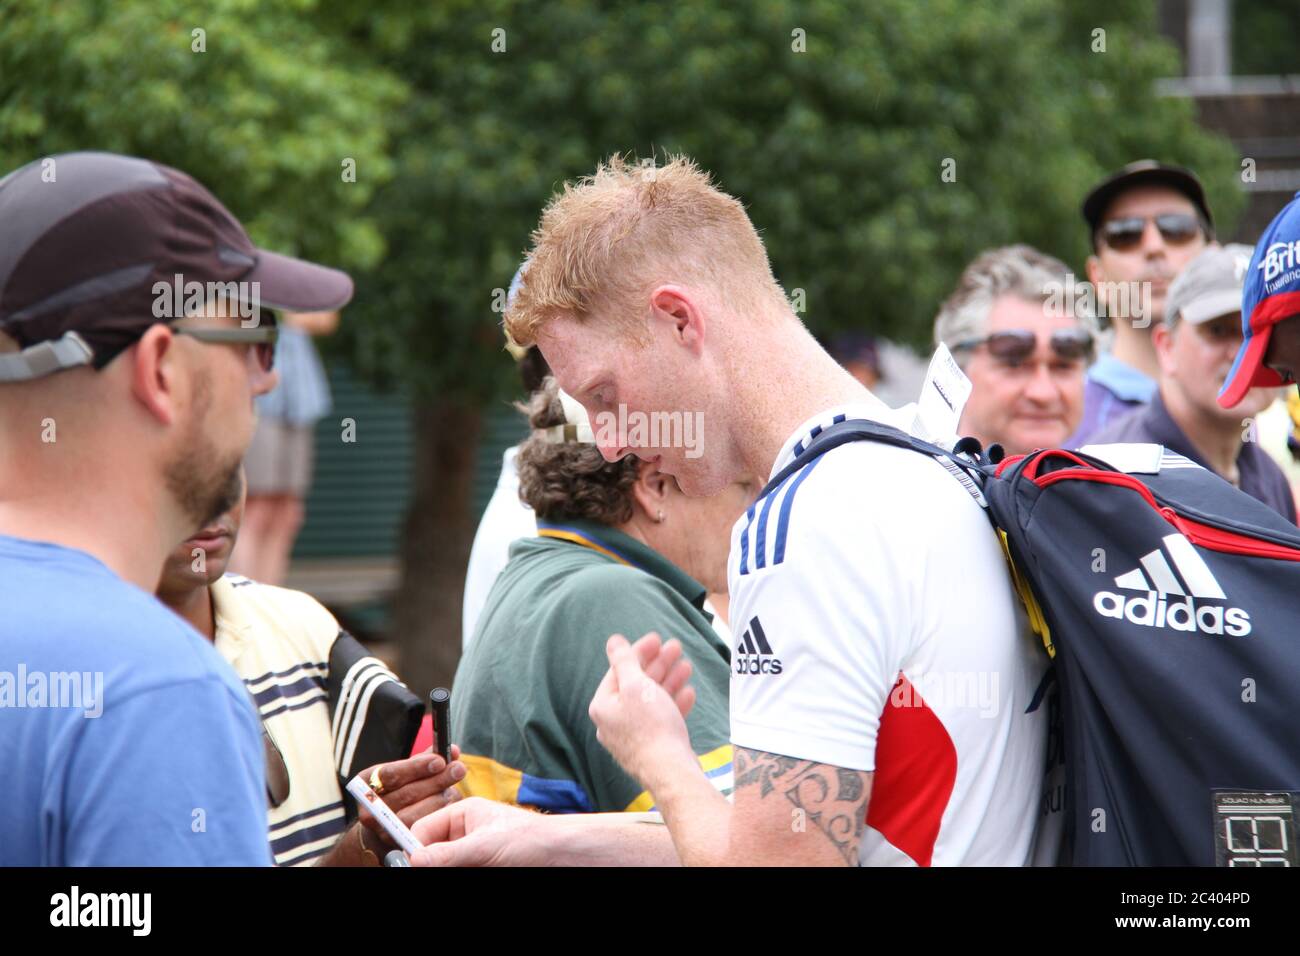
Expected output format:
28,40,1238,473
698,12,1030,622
0,0,401,276
1,0,1245,414
3,0,1245,691
329,0,1242,383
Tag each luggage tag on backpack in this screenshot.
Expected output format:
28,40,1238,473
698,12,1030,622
1211,791,1299,867
912,345,986,507
914,344,972,445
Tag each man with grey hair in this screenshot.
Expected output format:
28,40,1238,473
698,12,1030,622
935,244,1095,456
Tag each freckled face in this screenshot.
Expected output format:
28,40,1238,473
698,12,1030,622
535,312,731,496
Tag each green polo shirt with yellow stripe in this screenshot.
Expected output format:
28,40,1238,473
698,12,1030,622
453,519,733,813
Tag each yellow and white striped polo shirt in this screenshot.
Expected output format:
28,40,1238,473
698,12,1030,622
211,574,348,866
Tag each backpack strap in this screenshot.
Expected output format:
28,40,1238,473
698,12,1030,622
760,417,988,500
759,418,1053,658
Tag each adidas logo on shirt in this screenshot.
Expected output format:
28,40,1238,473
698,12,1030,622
735,616,783,675
1092,533,1251,636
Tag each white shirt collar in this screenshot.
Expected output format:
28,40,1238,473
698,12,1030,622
211,574,255,663
768,395,908,482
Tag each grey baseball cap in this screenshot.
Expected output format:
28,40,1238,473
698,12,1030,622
0,151,353,381
1164,243,1254,327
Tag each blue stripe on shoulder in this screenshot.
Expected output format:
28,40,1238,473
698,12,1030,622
753,473,789,570
738,502,756,574
773,454,828,565
745,415,847,574
790,414,846,463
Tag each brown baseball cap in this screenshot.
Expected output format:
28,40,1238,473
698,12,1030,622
0,151,353,381
1081,159,1215,247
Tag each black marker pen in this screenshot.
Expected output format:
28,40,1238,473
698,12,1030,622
430,687,452,765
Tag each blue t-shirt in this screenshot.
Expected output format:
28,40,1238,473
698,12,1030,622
0,536,271,865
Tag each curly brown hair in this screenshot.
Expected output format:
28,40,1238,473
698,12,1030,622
516,377,641,525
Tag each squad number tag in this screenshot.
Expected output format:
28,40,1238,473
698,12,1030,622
1212,791,1297,866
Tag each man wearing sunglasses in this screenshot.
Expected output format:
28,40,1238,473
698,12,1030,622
936,245,1095,457
1067,161,1214,446
0,151,352,865
173,309,280,374
1092,244,1295,523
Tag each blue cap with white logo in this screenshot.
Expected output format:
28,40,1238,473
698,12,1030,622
1219,191,1300,407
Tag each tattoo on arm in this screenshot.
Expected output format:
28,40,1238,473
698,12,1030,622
733,747,871,865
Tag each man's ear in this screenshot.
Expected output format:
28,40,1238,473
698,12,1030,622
129,324,180,426
1084,254,1104,290
1152,322,1176,376
629,459,672,520
649,285,705,354
1086,254,1118,327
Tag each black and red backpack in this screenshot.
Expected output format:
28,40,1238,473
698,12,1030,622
762,418,1300,866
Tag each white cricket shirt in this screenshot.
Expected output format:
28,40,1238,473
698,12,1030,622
728,401,1054,866
462,447,537,648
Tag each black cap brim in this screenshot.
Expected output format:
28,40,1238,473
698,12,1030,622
244,248,354,313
